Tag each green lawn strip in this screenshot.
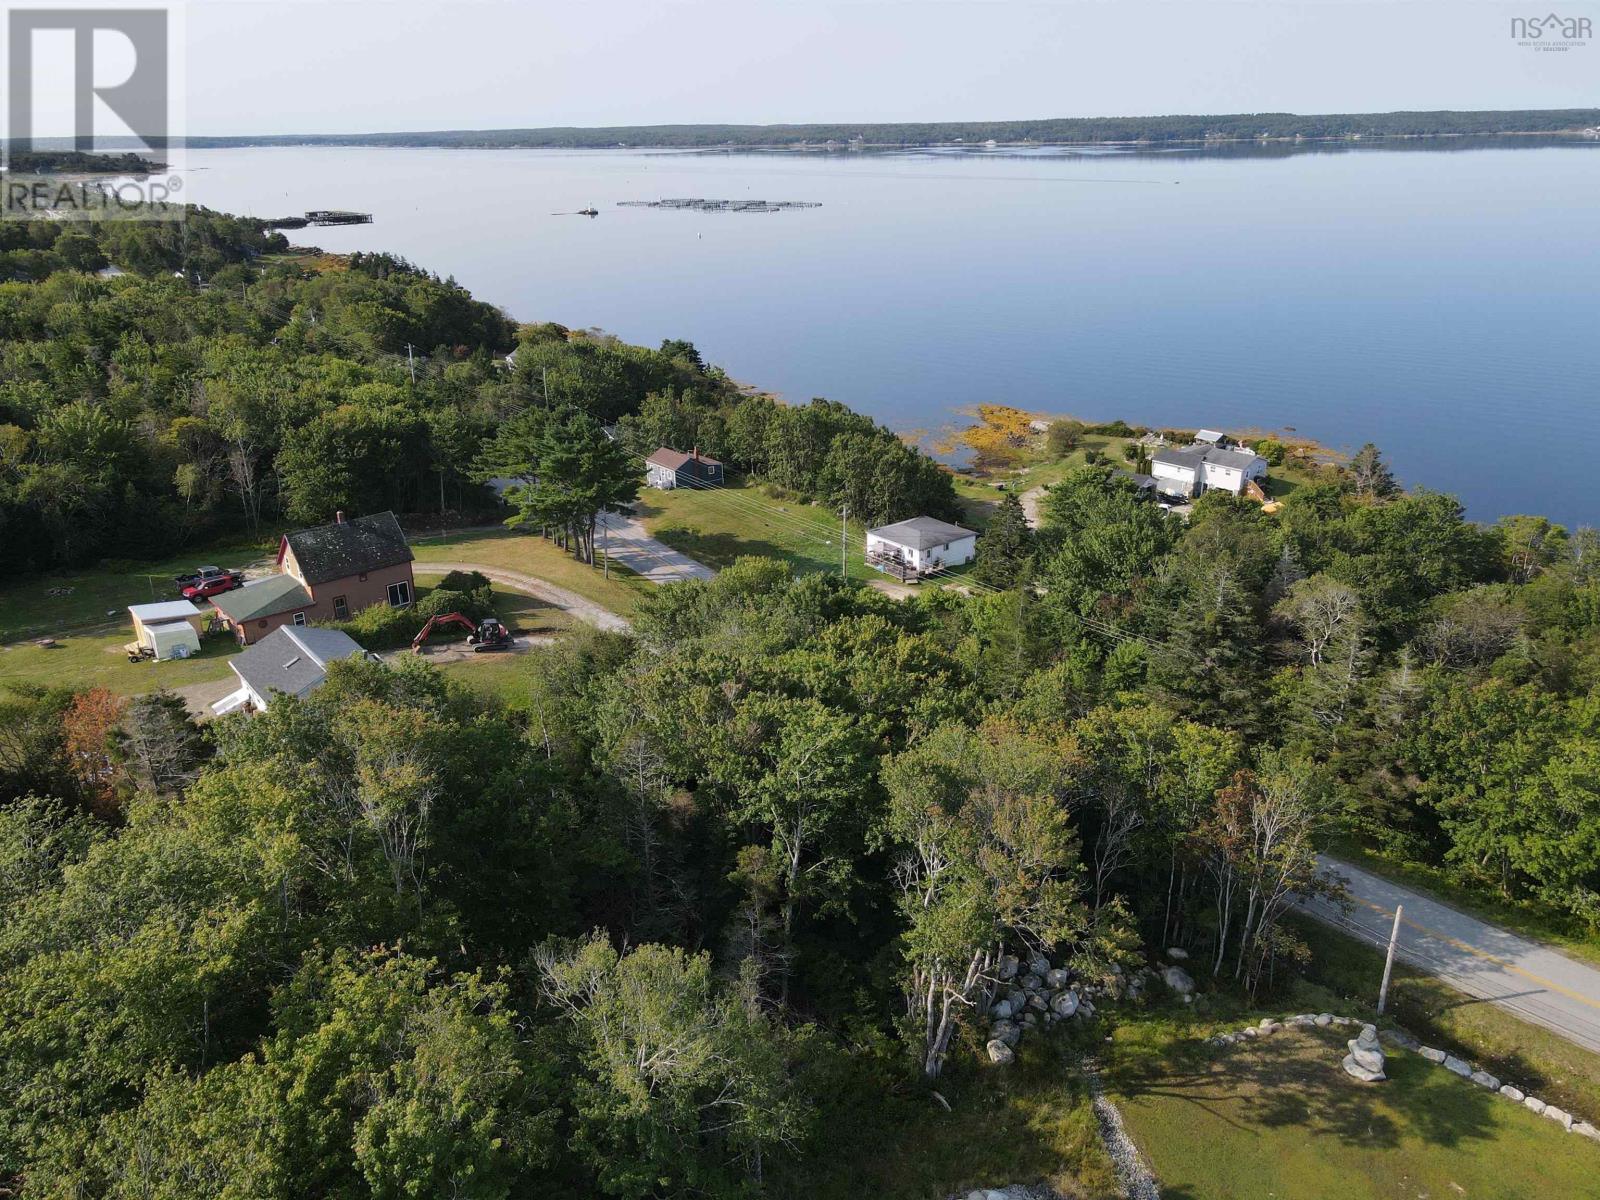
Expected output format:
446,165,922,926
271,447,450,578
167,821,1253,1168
0,537,275,642
0,627,235,697
1322,836,1600,969
635,480,864,577
777,1035,1117,1200
1289,914,1600,1120
410,527,649,616
1103,1008,1597,1200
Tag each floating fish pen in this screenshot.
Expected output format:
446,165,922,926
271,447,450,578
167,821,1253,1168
265,210,374,229
617,198,821,213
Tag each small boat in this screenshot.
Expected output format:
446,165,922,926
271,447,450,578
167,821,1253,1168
578,207,599,217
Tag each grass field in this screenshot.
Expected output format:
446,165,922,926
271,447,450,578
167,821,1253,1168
634,479,866,577
1104,1011,1598,1200
1290,915,1600,1121
0,627,236,696
410,526,650,616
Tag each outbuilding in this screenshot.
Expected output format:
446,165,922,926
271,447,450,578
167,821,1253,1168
865,516,978,578
126,599,205,661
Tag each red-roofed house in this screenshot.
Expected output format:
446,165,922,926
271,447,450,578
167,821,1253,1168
645,447,723,490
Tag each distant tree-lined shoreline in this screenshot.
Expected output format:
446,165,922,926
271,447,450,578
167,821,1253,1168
181,108,1600,149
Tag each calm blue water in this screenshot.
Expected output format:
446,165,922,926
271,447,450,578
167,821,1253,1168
185,141,1600,526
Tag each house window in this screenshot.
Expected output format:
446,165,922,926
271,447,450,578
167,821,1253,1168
359,572,369,582
293,612,307,627
257,619,268,630
333,595,349,620
387,581,412,607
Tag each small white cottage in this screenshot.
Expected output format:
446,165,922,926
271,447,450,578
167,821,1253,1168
865,516,978,577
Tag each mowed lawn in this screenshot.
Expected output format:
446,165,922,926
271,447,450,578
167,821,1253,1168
635,478,866,577
1103,1016,1597,1200
0,628,236,696
410,526,649,616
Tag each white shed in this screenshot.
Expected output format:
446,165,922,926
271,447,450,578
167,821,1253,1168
865,516,978,577
127,600,205,660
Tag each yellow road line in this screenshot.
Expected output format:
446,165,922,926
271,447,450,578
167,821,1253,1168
1346,895,1600,1014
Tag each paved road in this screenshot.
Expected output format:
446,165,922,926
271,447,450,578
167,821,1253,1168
597,514,715,585
414,562,632,631
1301,855,1600,1054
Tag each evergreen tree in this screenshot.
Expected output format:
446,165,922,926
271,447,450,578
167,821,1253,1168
973,491,1034,588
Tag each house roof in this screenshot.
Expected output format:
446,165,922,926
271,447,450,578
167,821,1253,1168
1195,429,1225,444
281,511,413,585
1153,445,1264,474
210,574,312,622
128,599,202,623
1115,470,1158,490
867,516,978,550
229,625,366,702
646,447,722,471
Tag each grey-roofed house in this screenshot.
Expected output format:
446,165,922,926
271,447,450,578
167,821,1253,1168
865,516,979,578
211,625,370,715
1151,442,1267,499
210,511,415,646
646,447,723,490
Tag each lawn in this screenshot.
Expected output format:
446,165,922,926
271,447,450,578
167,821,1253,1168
1103,1011,1598,1200
0,627,235,696
775,1035,1117,1200
412,580,577,705
1290,914,1600,1120
0,536,276,642
635,478,866,578
410,526,650,616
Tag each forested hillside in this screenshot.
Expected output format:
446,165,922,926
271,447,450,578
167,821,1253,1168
0,212,954,579
2,209,1598,1198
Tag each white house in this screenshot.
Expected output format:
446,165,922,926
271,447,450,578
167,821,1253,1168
210,625,369,716
865,516,978,577
1151,444,1268,499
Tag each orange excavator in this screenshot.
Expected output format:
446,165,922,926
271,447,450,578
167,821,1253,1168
410,612,513,653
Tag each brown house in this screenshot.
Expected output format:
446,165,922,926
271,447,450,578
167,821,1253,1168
211,511,415,645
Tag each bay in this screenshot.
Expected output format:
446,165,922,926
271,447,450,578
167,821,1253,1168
184,140,1600,525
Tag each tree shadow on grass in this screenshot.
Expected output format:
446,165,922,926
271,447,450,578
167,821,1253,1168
1110,1026,1500,1153
652,525,820,572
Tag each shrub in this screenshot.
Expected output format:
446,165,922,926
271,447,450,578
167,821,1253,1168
1254,438,1286,466
1045,419,1084,457
325,601,425,651
437,569,490,593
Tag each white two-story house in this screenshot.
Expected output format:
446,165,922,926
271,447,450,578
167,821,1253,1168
1151,444,1268,499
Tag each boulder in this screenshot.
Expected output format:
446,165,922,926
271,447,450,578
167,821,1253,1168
1342,1024,1386,1082
1079,997,1095,1018
1166,946,1189,960
1026,993,1047,1012
1241,1025,1260,1039
1161,965,1196,995
990,999,1014,1021
1500,1084,1526,1103
1046,967,1071,989
1314,1013,1335,1028
1021,1012,1038,1027
996,955,1020,982
1573,1121,1600,1143
1006,988,1026,1011
991,1019,1020,1047
1020,973,1043,992
1470,1070,1501,1091
1027,955,1051,978
1544,1105,1574,1132
1443,1055,1472,1077
1051,990,1080,1018
1420,1046,1446,1064
986,1039,1015,1065
1524,1096,1548,1116
1380,1028,1421,1052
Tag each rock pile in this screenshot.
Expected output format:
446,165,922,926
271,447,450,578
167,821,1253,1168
984,952,1096,1064
1341,1023,1386,1082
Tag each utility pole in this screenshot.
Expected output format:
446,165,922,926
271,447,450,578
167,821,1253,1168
840,505,848,581
602,515,610,579
1377,904,1403,1014
405,343,417,384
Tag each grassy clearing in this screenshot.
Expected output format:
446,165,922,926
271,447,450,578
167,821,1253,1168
0,537,275,642
0,627,235,696
634,478,866,578
780,1036,1117,1200
410,526,649,616
1289,915,1600,1120
1104,1009,1597,1200
413,580,576,705
1324,837,1600,970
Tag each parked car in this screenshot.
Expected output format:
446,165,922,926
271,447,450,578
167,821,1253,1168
178,568,245,600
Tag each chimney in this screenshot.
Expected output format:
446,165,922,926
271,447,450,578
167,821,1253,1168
691,446,699,462
334,511,346,524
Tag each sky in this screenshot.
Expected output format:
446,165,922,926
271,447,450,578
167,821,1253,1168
53,0,1600,136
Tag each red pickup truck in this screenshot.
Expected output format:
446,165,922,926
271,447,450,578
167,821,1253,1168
177,566,245,600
